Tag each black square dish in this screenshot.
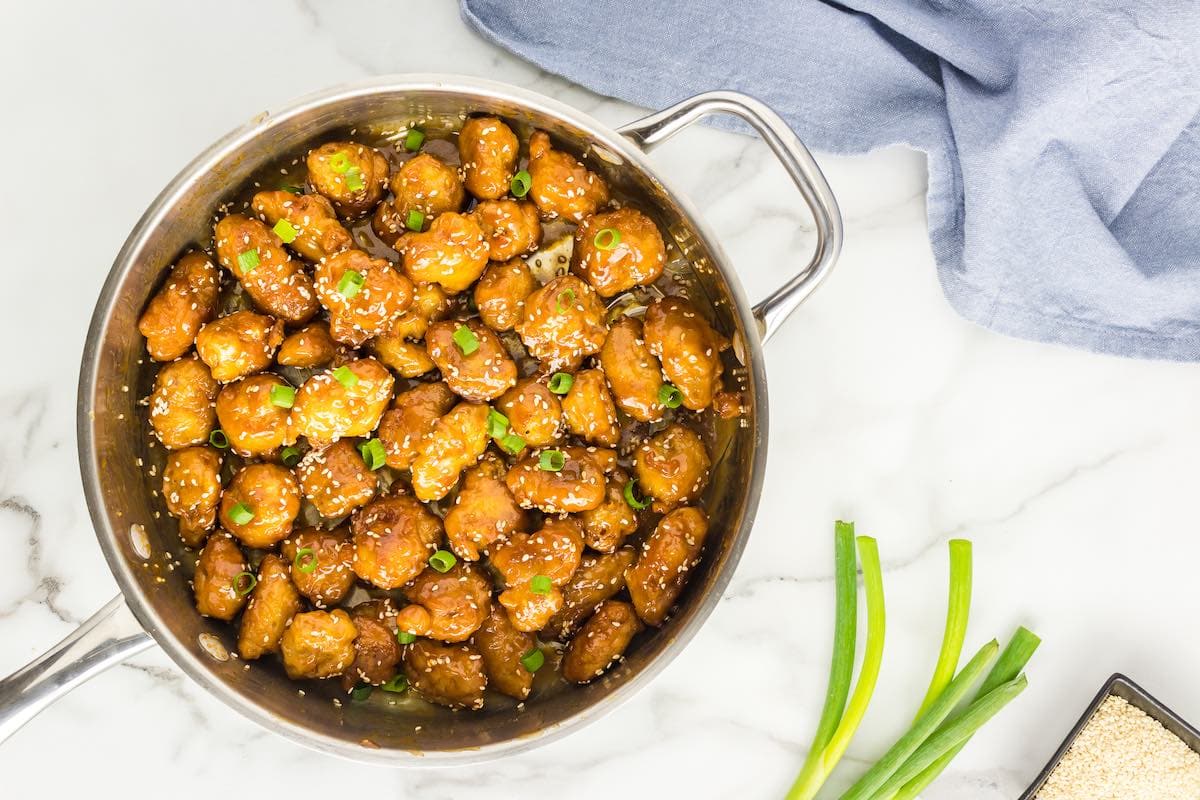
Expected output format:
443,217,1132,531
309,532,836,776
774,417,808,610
1020,673,1200,799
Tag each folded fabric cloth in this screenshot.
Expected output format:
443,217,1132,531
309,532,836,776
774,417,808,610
462,0,1200,361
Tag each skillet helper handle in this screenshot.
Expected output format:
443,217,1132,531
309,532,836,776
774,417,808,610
617,91,844,343
0,595,153,744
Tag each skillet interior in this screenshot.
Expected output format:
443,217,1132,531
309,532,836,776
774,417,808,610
79,77,767,762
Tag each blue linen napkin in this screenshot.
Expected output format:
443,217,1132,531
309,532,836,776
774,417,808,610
461,0,1200,361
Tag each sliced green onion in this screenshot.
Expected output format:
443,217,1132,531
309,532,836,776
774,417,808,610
329,152,351,174
232,571,256,596
452,324,479,356
236,248,260,274
538,449,565,472
658,383,683,408
499,433,526,455
282,184,304,195
381,675,409,693
344,166,365,192
789,522,858,800
622,479,651,510
228,502,255,526
397,631,417,645
840,640,1000,800
893,628,1041,800
556,288,576,313
593,228,621,250
405,209,425,231
520,648,545,673
350,684,372,702
338,269,365,298
269,383,295,408
273,218,299,243
487,408,510,439
530,575,552,595
872,676,1030,800
332,365,358,388
358,438,386,471
548,372,573,394
510,169,531,198
429,549,456,573
280,446,302,467
209,429,230,449
293,547,318,574
404,128,425,151
915,540,973,718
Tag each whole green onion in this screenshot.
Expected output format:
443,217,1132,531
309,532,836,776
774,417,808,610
839,639,999,800
788,522,857,800
915,539,973,717
890,627,1041,800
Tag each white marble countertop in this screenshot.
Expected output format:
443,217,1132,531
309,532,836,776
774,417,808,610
4,2,1200,798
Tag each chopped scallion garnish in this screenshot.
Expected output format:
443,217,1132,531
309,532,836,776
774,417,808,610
487,408,510,439
273,219,299,243
329,152,351,174
556,288,576,313
294,547,318,574
520,648,545,673
381,675,409,693
350,684,372,702
406,209,425,231
593,228,621,250
332,365,358,388
658,383,683,409
228,502,255,526
404,129,425,151
538,449,565,472
269,384,295,409
510,169,531,198
358,438,386,471
344,166,365,192
232,571,256,596
548,372,573,394
530,575,552,594
429,549,456,573
237,249,260,274
337,269,365,299
397,631,416,645
452,324,479,356
500,433,526,455
623,479,651,510
209,429,229,449
280,446,301,466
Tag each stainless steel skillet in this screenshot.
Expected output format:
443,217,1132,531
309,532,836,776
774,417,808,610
0,75,841,763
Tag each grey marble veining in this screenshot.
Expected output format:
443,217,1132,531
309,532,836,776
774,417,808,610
3,1,1200,798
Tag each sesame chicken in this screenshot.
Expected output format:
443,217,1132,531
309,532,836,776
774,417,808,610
562,600,643,683
459,116,520,201
146,118,734,710
527,129,609,222
306,141,389,218
214,214,318,324
572,208,666,297
138,251,220,362
162,445,222,547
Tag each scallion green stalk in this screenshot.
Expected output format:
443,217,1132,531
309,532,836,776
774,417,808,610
840,639,999,800
915,539,973,717
788,535,887,799
867,675,1030,799
888,627,1041,800
787,522,858,800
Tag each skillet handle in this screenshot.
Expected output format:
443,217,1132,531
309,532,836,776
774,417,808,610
0,595,154,744
617,91,843,343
